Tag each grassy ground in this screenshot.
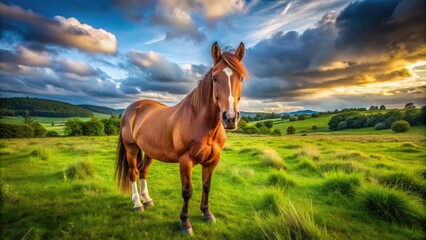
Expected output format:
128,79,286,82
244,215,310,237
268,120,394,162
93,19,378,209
1,130,425,239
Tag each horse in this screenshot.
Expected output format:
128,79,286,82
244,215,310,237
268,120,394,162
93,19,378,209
115,42,247,235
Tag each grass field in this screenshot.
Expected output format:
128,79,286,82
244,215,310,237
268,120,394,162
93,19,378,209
1,129,425,239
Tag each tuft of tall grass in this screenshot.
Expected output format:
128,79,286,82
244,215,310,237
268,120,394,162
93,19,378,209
64,160,95,180
257,189,284,214
319,162,363,173
296,158,319,173
401,142,419,148
378,172,425,197
267,172,296,189
296,147,321,161
0,142,7,148
337,151,368,161
222,143,233,151
255,201,323,240
322,172,361,196
230,167,255,183
260,148,287,170
30,147,51,160
357,185,425,225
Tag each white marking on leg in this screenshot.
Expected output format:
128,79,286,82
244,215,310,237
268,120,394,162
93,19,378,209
140,179,152,203
131,181,143,208
223,67,235,118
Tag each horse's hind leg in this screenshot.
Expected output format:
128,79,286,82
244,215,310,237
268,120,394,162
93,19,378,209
126,144,144,212
139,153,154,206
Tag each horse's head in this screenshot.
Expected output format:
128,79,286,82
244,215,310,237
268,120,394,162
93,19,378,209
211,42,247,130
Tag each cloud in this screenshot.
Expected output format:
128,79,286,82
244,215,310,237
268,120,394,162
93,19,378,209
0,46,50,67
121,50,209,94
0,3,117,54
54,58,97,77
243,0,426,107
115,0,252,43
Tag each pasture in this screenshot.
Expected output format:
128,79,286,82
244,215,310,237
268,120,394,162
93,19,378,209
1,131,425,239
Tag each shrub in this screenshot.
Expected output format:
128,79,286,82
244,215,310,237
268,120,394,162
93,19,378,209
391,120,410,133
337,121,347,130
45,131,59,137
264,120,273,129
0,123,34,138
297,114,306,120
357,185,424,225
255,122,264,128
374,122,387,130
311,113,319,118
272,129,282,136
260,148,286,169
322,173,361,196
64,160,95,180
287,126,296,134
83,116,104,136
311,125,318,130
267,172,296,188
65,118,84,136
242,125,259,134
328,112,359,130
281,114,290,120
289,116,297,122
102,115,120,135
31,122,46,137
255,201,323,240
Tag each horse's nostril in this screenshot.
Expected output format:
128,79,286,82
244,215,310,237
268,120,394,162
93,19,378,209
222,112,227,121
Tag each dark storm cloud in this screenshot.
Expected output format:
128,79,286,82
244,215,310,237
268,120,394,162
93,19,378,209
0,3,117,54
244,0,426,100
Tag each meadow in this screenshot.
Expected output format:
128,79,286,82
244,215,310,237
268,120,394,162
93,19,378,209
1,129,425,239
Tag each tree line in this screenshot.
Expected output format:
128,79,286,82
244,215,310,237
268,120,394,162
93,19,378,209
0,97,93,117
328,107,426,131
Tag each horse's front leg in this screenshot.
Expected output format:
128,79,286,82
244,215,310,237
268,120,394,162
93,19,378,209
179,155,194,235
200,159,218,222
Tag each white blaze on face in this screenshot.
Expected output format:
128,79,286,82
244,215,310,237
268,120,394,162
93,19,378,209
223,67,235,118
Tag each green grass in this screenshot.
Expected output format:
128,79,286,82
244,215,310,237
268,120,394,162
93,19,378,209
1,129,425,239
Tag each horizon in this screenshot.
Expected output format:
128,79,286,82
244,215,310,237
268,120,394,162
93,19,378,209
0,0,425,112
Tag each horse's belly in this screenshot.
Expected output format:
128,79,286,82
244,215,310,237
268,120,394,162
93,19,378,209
138,139,179,163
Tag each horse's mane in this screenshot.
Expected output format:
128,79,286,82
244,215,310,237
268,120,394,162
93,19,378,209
190,52,248,112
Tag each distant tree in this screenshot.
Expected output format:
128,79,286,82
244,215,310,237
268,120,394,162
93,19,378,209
328,112,359,130
312,125,318,130
379,105,386,110
391,120,410,133
281,114,290,120
255,122,264,128
83,116,104,136
384,110,402,127
272,129,282,136
369,106,379,110
65,118,84,136
238,119,247,128
264,120,273,129
287,126,296,134
311,113,319,118
297,114,306,120
402,108,419,126
289,116,297,122
45,130,59,137
415,106,426,125
23,110,33,125
404,103,415,110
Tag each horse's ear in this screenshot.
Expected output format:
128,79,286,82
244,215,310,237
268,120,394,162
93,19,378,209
211,42,221,64
235,42,245,61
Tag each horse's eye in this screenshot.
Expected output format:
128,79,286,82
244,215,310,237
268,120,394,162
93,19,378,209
212,77,217,82
240,77,244,82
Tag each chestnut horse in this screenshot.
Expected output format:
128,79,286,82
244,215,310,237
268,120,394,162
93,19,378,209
115,42,247,234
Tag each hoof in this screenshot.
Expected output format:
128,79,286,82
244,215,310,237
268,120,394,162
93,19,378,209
202,215,216,223
133,206,144,212
181,227,194,236
143,200,155,207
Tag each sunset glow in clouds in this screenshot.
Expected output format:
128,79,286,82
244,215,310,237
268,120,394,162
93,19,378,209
0,0,425,112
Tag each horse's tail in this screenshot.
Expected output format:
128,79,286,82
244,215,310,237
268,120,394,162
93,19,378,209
115,133,131,193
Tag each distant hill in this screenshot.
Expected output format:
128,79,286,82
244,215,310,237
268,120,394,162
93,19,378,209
0,97,93,117
115,109,125,115
284,110,319,116
78,104,117,115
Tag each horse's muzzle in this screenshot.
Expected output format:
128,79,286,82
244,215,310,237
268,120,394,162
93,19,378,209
221,111,240,130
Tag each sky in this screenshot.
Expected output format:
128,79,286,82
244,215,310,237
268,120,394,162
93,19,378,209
0,0,425,112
